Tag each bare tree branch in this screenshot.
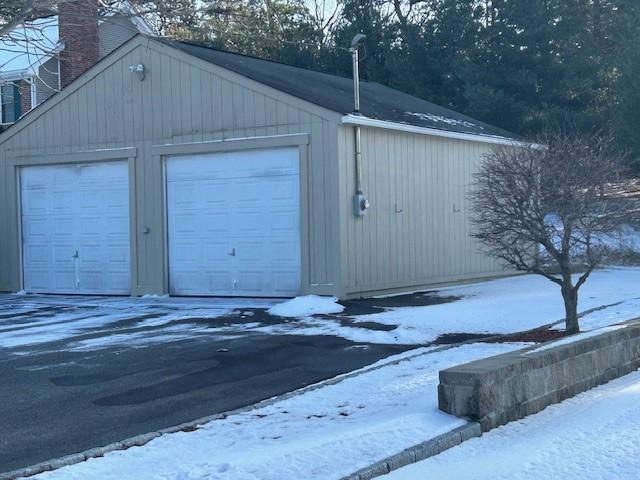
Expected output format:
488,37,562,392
471,131,636,333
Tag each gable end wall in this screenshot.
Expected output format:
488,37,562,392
0,38,342,296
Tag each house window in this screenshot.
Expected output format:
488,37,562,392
1,83,21,124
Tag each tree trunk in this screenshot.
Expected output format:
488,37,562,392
562,286,580,334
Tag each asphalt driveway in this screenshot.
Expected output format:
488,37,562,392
0,295,413,475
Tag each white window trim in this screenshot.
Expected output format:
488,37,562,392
0,77,36,124
0,82,9,126
30,78,37,111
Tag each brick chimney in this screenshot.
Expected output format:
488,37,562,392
58,0,100,88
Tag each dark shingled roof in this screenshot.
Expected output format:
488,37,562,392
161,38,518,140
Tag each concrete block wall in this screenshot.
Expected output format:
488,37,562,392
438,318,640,431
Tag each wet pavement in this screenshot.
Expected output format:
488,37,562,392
0,294,437,474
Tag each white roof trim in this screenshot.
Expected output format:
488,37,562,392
0,69,32,82
341,114,535,147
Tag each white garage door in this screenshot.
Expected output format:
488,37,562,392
21,161,130,295
166,147,301,297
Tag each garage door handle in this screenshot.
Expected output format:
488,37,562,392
228,248,236,257
72,250,79,258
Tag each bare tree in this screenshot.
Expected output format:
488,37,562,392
471,132,636,333
308,0,343,48
0,1,234,36
0,1,238,110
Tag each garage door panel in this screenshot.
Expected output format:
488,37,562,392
171,271,232,296
79,217,101,235
53,218,74,236
204,225,231,236
81,272,103,290
105,220,129,237
52,190,74,210
270,244,300,262
21,190,48,213
24,245,49,263
270,211,298,230
234,271,264,293
27,272,51,290
204,246,233,263
205,272,233,292
235,220,262,235
80,244,105,262
169,214,200,235
167,150,298,181
170,241,200,259
22,217,47,236
108,246,130,263
272,271,299,288
52,244,74,259
167,147,301,297
53,272,75,290
21,161,130,295
234,241,264,260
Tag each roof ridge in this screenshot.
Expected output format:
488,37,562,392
160,37,363,83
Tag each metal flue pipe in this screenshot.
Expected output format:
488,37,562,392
350,34,369,216
351,34,365,113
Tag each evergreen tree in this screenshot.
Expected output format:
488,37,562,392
612,0,640,169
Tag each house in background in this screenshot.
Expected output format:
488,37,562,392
0,34,523,299
0,1,153,126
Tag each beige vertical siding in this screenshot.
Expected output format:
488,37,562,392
0,148,12,291
337,125,506,296
0,37,341,295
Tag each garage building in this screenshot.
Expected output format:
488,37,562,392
0,35,520,298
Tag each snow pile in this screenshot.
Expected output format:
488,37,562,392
34,343,525,480
268,295,344,318
384,369,640,480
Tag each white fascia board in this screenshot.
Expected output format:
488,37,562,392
341,114,539,148
0,68,29,82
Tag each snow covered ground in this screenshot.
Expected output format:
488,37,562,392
259,268,640,344
3,268,639,353
383,369,640,480
34,343,525,480
0,296,276,351
7,268,639,479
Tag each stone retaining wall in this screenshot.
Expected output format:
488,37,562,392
438,318,640,430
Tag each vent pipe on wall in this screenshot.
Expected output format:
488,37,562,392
351,33,365,113
350,34,369,217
